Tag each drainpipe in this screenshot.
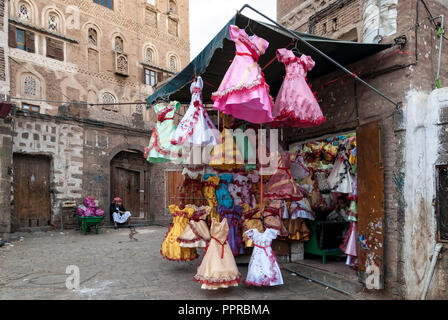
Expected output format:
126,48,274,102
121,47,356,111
420,243,443,300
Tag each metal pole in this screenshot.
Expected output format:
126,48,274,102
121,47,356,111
238,4,401,108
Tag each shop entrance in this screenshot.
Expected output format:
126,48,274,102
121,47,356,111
110,150,150,222
289,121,384,289
13,154,51,231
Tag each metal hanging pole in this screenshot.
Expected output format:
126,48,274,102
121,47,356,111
238,4,401,108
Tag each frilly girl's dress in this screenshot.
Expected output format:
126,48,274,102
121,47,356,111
145,101,181,163
244,228,284,287
212,25,274,124
327,140,355,194
264,152,304,201
271,49,326,128
215,173,234,209
203,174,221,222
241,204,264,248
182,167,206,207
218,205,244,256
194,218,242,290
178,205,211,249
171,76,221,147
160,205,199,262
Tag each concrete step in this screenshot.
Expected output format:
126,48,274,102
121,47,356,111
283,262,364,297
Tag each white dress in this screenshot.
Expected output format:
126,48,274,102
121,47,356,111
327,141,354,194
244,228,284,287
171,76,221,147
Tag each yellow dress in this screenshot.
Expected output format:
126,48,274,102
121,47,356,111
209,130,244,170
160,205,199,262
194,218,242,290
241,204,264,248
203,174,221,222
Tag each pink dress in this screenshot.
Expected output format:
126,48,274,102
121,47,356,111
272,48,326,128
212,25,274,124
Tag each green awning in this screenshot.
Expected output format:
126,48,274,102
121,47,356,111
146,12,393,107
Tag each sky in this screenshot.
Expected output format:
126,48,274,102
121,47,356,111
189,0,277,61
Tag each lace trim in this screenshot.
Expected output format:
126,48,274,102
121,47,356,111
193,273,242,286
147,131,171,156
212,73,266,101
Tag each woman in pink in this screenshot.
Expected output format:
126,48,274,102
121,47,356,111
272,48,326,128
212,25,274,124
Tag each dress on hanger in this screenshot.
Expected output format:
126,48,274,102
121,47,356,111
216,173,234,209
212,25,274,124
262,200,289,237
160,205,199,262
194,218,242,290
340,201,358,268
264,152,304,201
241,204,264,248
244,228,284,287
145,101,181,163
218,205,244,256
178,205,211,249
182,167,206,207
271,48,326,128
202,174,221,222
327,141,355,194
171,76,221,147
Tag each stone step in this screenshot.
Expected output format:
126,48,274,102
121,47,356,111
282,262,364,297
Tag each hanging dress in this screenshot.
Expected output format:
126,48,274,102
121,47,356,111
327,141,355,194
145,101,181,163
264,152,303,201
194,218,242,290
242,204,264,248
244,228,284,287
218,205,244,256
178,205,211,249
271,48,325,128
212,25,274,124
161,205,199,262
171,76,221,147
202,174,220,222
216,173,234,209
340,201,358,268
263,200,289,237
182,167,206,207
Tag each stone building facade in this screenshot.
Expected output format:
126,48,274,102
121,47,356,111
0,0,190,238
278,0,448,300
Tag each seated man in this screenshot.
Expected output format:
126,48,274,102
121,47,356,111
110,197,132,229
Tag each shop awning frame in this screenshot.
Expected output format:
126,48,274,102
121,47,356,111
146,4,399,108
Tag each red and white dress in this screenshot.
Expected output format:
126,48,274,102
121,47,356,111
171,76,221,147
244,228,284,287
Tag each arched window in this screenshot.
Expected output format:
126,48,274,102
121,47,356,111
169,55,177,72
48,13,59,32
146,48,154,64
169,0,177,14
102,92,116,104
17,2,31,21
114,36,123,53
88,28,98,47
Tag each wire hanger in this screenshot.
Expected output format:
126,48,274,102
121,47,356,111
291,40,303,56
244,18,255,36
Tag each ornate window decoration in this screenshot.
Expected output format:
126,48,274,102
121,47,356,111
24,76,37,96
18,3,30,21
169,55,177,72
114,36,123,53
115,53,128,75
102,92,118,112
146,48,153,64
48,13,58,31
169,0,176,14
88,28,98,47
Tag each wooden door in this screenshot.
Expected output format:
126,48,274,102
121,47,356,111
13,154,51,229
357,121,385,290
111,167,141,218
165,170,184,208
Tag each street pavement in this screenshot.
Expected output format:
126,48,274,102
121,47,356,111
0,226,351,300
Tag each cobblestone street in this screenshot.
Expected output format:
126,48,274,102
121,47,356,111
0,226,352,300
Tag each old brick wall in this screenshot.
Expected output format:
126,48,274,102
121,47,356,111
0,117,11,239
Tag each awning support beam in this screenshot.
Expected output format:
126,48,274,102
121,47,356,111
239,4,401,108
